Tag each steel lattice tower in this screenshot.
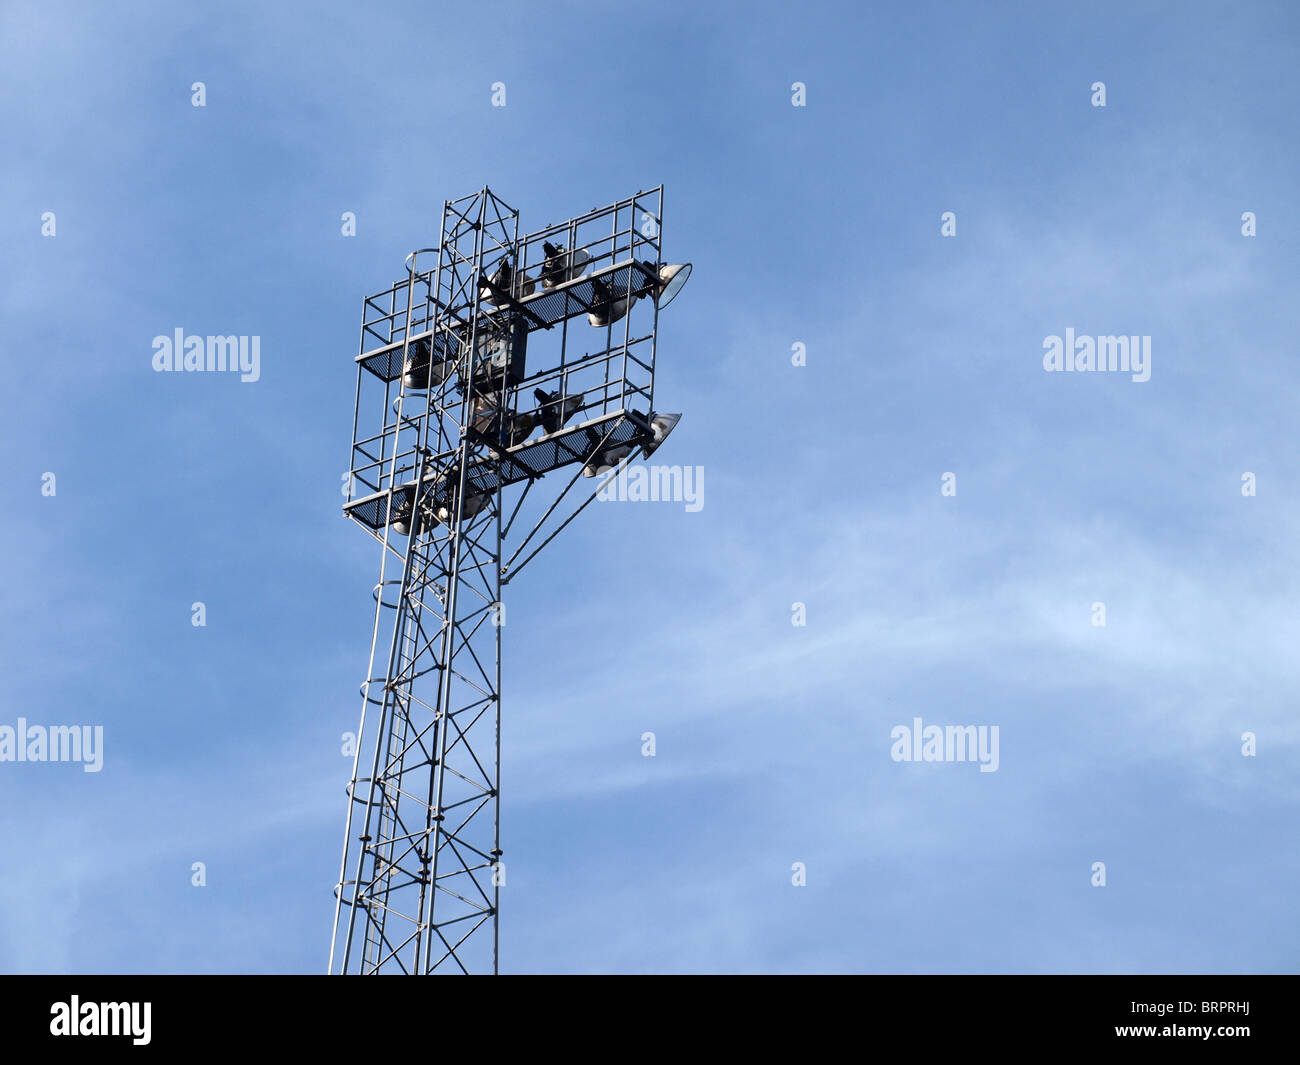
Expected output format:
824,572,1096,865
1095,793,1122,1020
330,186,689,974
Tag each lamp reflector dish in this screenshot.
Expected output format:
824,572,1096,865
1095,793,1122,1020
656,263,692,308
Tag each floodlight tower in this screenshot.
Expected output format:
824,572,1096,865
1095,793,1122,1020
329,186,690,974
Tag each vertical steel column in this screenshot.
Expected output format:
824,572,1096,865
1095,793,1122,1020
333,190,514,974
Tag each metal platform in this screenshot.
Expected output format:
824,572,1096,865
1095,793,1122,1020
357,328,457,385
357,258,659,384
491,259,658,332
343,410,648,532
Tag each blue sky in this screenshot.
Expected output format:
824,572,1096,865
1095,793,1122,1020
1,0,1297,973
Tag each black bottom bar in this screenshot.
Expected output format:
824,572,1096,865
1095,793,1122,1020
0,974,1290,1053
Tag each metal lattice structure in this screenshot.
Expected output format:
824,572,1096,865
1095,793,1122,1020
329,186,688,974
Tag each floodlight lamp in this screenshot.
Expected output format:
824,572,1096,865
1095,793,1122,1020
534,386,582,434
434,490,488,526
389,486,417,536
582,442,635,478
402,336,450,391
540,241,590,290
639,412,681,459
586,276,636,327
655,262,692,308
479,259,513,304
